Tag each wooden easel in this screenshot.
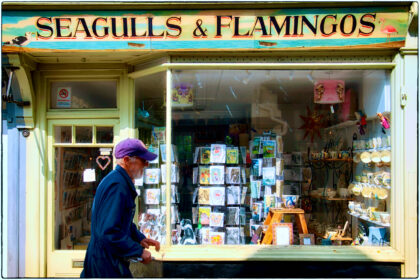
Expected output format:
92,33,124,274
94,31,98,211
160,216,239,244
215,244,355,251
261,208,308,245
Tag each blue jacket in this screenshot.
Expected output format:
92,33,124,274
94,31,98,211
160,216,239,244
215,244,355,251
81,165,146,278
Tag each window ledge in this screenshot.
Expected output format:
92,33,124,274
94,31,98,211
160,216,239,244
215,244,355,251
151,245,404,262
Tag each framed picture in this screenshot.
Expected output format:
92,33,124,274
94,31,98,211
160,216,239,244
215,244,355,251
299,234,315,245
272,223,293,245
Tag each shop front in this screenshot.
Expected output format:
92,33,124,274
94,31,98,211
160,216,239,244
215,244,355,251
1,1,418,278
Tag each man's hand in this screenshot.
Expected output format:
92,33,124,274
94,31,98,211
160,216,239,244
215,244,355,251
140,238,160,252
140,249,152,264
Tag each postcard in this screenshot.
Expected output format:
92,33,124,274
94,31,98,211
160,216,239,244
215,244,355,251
210,144,226,163
240,146,247,164
226,167,241,184
144,168,160,185
198,187,210,205
152,126,166,143
193,147,200,164
264,195,276,216
251,159,262,177
209,187,225,206
251,202,263,222
252,137,261,155
192,167,198,185
209,212,224,227
148,145,159,164
226,227,240,245
226,147,239,164
200,227,211,244
250,180,262,199
160,164,177,183
262,167,276,186
226,186,241,205
209,232,225,245
199,166,210,185
198,207,211,225
209,165,225,185
241,187,248,204
262,140,276,158
227,207,240,225
241,168,247,184
239,207,246,224
200,147,211,164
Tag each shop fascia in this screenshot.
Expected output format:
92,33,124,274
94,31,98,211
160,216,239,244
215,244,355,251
36,13,376,40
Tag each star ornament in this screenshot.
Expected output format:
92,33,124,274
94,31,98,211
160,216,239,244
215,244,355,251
299,107,325,142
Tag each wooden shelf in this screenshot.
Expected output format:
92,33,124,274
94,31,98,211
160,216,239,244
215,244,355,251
310,159,353,162
310,195,354,201
348,212,390,227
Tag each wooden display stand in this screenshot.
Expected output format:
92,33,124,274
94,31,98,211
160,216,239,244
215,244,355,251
261,208,308,245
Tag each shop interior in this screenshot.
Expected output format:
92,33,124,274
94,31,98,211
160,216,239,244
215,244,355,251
135,69,391,246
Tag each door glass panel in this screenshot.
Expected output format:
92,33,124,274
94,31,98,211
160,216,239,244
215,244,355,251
76,126,93,143
54,147,113,250
54,126,72,143
96,126,114,144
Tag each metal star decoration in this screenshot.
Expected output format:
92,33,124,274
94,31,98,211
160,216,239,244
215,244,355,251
299,106,324,142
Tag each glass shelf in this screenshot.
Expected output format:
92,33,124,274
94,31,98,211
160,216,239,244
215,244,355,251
348,212,390,227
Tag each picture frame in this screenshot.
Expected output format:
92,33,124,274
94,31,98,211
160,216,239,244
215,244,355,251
272,223,293,245
299,234,315,245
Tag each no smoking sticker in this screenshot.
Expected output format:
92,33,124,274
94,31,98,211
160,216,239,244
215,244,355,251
57,87,71,108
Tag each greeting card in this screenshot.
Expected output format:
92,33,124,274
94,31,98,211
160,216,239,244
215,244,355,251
144,168,160,185
210,144,226,163
209,212,224,227
160,144,175,163
250,180,262,199
200,227,211,244
160,164,177,183
241,187,248,204
146,189,160,204
252,137,261,155
239,207,246,225
198,187,210,205
226,186,241,205
147,145,159,164
200,147,211,164
152,127,166,143
264,195,276,216
262,140,276,158
226,167,241,184
198,207,211,225
209,232,225,245
251,159,262,177
209,165,225,185
241,168,247,184
199,166,210,185
226,227,240,245
227,207,240,225
240,146,247,165
226,147,239,164
262,167,276,186
192,167,198,185
193,147,200,164
209,187,225,206
161,184,177,203
252,202,263,221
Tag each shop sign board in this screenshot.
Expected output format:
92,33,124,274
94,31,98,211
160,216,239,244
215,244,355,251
2,7,409,52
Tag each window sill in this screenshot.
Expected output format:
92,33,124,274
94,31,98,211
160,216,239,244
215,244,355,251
151,245,404,262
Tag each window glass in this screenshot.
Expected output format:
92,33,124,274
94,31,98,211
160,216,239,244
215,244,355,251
54,126,72,143
54,147,113,249
170,69,391,246
76,126,93,143
50,81,117,109
96,126,114,144
134,71,169,245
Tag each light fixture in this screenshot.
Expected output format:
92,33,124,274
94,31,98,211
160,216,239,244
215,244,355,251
229,86,238,99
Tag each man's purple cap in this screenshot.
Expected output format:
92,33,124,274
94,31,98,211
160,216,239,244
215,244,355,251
114,138,157,161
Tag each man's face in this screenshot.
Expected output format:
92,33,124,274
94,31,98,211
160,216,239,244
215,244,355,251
125,156,149,179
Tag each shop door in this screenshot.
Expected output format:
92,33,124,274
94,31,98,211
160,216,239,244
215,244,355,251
47,119,119,277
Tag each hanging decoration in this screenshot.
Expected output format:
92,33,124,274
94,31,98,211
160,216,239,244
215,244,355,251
314,80,345,104
355,111,367,135
377,112,390,134
299,106,325,142
172,82,194,108
96,155,111,170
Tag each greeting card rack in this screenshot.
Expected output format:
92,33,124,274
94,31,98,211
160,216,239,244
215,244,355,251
192,143,248,245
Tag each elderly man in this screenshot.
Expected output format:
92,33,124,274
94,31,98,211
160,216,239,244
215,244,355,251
81,138,160,278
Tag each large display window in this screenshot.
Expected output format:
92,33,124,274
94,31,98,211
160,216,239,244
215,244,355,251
136,68,393,247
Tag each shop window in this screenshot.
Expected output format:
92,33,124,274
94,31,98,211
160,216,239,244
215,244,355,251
54,126,72,143
76,126,93,143
134,71,169,244
96,126,114,144
54,147,114,250
166,69,391,246
50,81,117,109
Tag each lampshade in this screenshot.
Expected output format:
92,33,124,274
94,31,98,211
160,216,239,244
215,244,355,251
314,80,345,104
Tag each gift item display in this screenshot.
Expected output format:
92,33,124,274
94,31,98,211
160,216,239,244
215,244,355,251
136,69,392,247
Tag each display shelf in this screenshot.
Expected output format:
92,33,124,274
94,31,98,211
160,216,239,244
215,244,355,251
310,195,355,201
348,212,390,227
310,159,353,162
353,147,391,153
